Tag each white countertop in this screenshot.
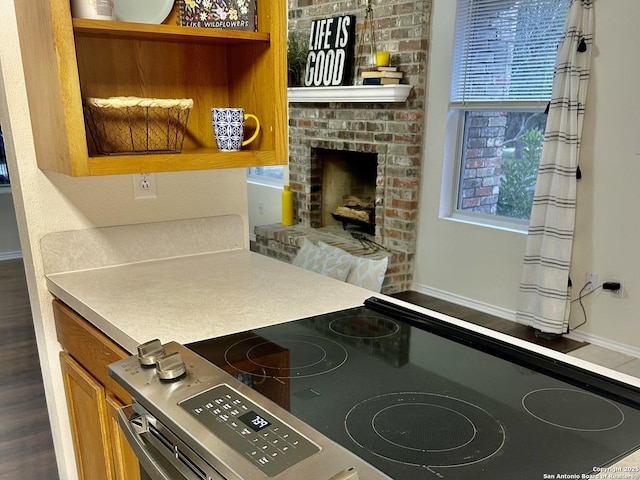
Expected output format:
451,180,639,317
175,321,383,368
46,250,376,354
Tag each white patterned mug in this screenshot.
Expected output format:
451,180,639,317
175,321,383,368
211,108,261,152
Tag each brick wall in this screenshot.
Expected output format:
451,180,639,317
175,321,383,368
459,111,506,215
283,0,431,292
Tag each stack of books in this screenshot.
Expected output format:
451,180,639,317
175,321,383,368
361,66,403,85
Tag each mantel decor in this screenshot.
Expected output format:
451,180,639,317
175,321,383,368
287,31,309,87
304,15,356,87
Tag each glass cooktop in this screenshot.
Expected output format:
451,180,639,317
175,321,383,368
187,297,640,480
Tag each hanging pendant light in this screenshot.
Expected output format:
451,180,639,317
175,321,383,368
354,0,377,84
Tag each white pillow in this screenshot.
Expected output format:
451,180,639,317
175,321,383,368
318,241,388,293
292,239,352,281
347,255,388,292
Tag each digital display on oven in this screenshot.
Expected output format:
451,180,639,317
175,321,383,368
239,411,271,432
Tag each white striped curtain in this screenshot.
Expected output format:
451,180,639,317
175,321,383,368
515,0,594,335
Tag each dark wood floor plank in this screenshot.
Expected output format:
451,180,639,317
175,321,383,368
0,258,59,480
0,449,58,480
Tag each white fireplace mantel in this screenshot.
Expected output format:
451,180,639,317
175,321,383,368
287,84,413,103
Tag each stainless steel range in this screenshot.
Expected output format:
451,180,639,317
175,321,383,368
110,297,640,480
109,339,390,480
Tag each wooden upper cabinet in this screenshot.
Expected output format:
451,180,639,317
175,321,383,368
15,0,287,176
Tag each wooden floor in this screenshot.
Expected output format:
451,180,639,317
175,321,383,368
392,290,587,354
0,258,59,480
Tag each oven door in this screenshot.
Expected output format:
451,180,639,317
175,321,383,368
118,404,226,480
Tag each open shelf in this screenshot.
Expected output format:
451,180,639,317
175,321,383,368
17,0,287,176
72,18,271,45
86,149,280,176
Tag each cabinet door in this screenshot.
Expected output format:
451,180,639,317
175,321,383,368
60,352,114,480
106,395,141,480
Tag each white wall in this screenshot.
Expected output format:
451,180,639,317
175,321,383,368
247,181,283,240
415,0,640,354
0,189,21,258
0,2,249,478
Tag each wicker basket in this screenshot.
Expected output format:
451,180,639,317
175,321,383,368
82,97,194,155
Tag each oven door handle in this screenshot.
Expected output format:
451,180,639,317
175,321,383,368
117,404,192,480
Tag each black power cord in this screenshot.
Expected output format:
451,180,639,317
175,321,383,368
568,280,623,332
568,281,602,332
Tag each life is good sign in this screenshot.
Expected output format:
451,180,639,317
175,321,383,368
304,15,355,87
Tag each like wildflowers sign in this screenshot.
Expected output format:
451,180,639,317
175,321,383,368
180,0,257,31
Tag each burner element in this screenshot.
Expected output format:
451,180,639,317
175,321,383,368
224,334,348,379
345,393,505,468
329,313,400,339
522,388,625,431
373,404,476,452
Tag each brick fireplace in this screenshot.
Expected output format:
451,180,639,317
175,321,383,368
253,0,431,294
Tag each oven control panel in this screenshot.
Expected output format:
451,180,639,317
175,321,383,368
180,384,319,477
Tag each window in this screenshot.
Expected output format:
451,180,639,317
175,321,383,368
447,0,568,227
247,166,285,186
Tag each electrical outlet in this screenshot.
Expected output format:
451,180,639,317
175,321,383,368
134,173,157,199
585,272,597,293
258,202,264,215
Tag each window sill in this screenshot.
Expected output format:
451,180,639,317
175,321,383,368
288,85,413,103
0,185,11,194
443,212,529,235
247,176,284,188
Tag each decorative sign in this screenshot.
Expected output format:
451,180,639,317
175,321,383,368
180,0,257,31
304,15,356,87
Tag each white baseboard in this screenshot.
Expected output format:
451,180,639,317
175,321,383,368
563,330,640,359
408,283,517,322
409,282,640,359
0,251,22,261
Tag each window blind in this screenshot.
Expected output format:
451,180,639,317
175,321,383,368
451,0,569,105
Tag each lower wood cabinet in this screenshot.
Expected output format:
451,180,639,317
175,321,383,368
54,300,140,480
60,352,116,480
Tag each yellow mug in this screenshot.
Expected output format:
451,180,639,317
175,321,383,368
211,108,261,151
